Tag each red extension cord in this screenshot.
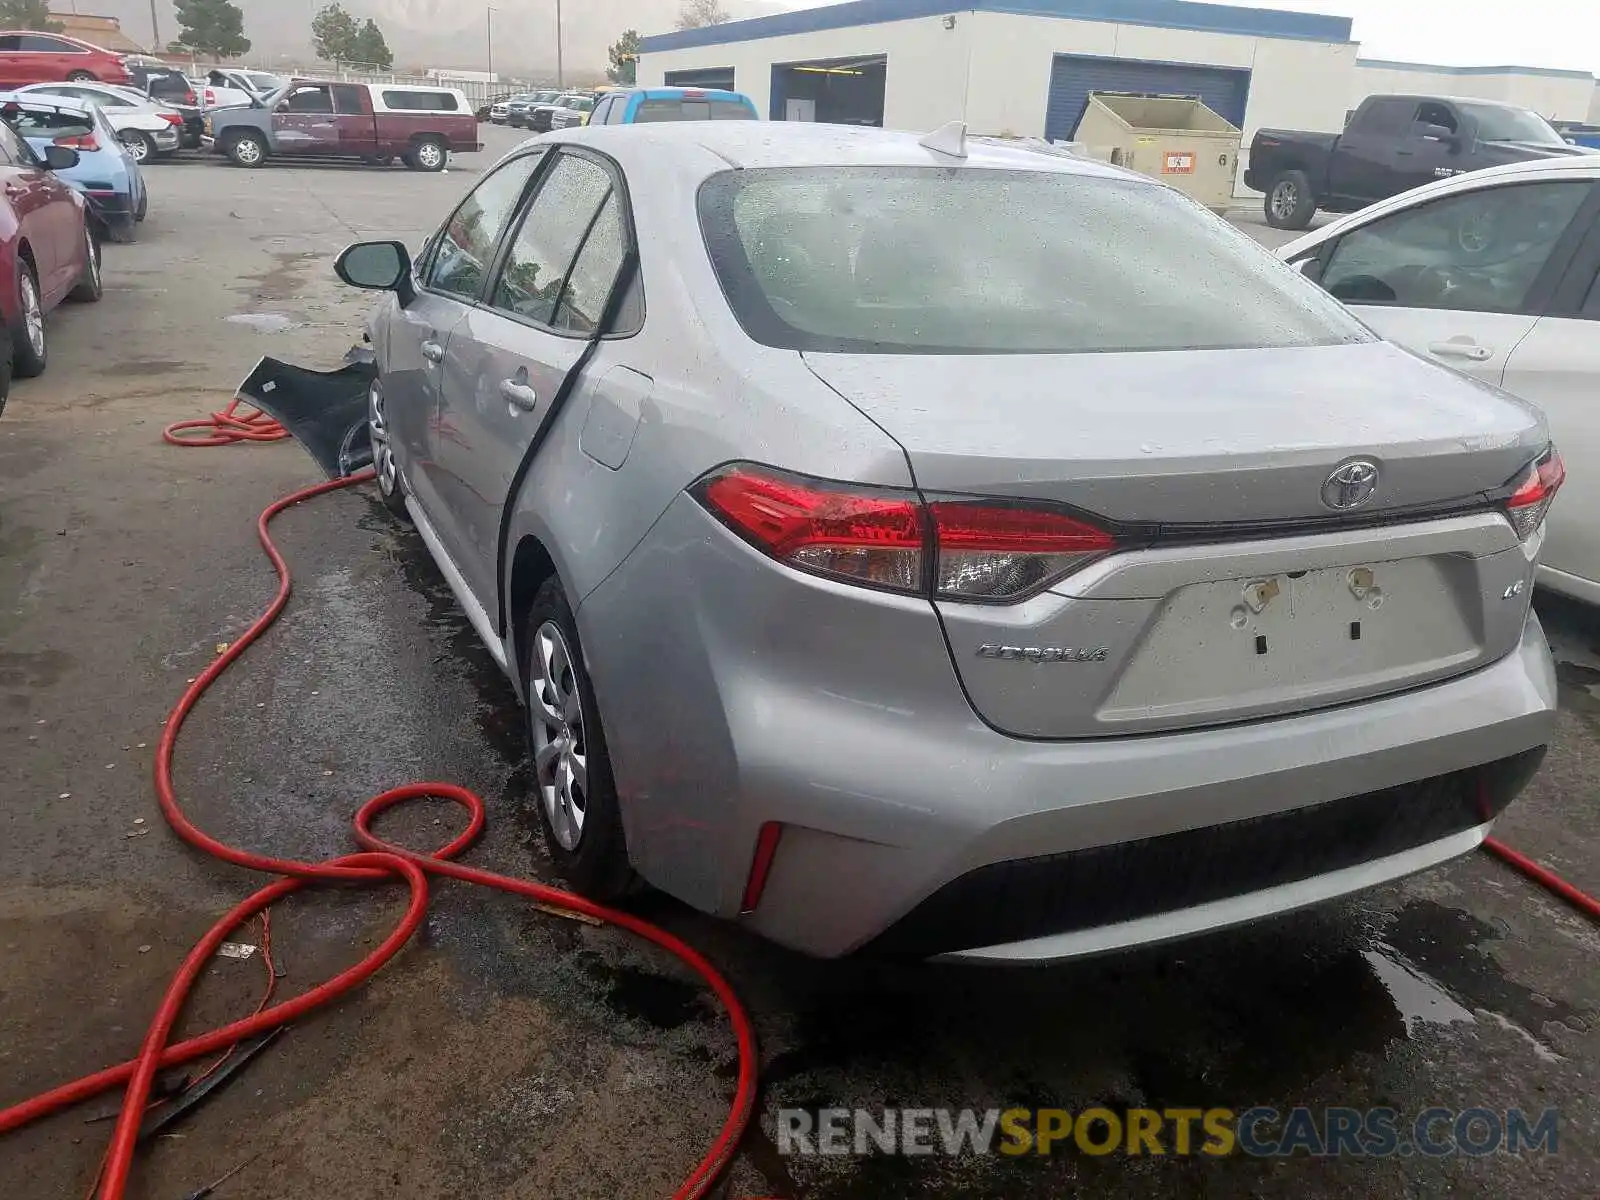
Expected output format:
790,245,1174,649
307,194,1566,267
0,468,759,1200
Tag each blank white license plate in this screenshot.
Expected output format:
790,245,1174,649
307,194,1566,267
1101,559,1482,724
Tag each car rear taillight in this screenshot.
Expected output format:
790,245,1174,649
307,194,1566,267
692,464,1118,601
204,88,217,107
1504,447,1565,541
696,466,927,594
927,501,1115,600
54,133,99,150
159,112,184,126
185,90,197,105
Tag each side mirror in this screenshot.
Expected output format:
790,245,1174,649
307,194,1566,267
336,240,414,301
1297,256,1324,284
42,145,79,171
1419,123,1460,149
336,240,411,290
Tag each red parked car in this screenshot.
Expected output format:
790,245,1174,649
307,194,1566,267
0,115,100,414
0,31,131,87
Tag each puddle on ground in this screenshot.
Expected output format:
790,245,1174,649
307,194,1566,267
226,312,302,333
1362,946,1475,1033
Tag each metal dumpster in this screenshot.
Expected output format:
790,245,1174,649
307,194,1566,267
1071,92,1242,212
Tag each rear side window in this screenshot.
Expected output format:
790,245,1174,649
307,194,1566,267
1350,99,1411,136
332,84,366,115
22,36,79,53
381,90,460,112
491,153,613,326
4,106,93,141
700,166,1373,354
634,97,754,123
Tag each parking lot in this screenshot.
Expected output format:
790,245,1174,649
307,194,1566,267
2,124,1598,1198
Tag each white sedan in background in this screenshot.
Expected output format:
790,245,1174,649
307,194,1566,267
1280,156,1600,605
16,81,184,162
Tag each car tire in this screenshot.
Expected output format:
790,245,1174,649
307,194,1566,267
67,225,103,304
523,577,637,901
1265,170,1317,230
135,186,148,222
67,70,97,82
405,138,447,172
367,377,409,518
226,132,267,168
120,131,154,164
10,260,47,380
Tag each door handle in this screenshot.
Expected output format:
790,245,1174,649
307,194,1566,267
421,340,444,363
500,379,538,411
1428,340,1492,362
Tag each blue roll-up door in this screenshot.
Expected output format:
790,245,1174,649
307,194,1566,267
1045,54,1250,143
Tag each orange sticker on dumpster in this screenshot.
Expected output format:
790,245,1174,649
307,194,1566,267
1163,151,1196,174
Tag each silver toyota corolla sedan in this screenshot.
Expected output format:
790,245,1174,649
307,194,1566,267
329,121,1561,963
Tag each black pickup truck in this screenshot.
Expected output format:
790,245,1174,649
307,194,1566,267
1245,94,1595,229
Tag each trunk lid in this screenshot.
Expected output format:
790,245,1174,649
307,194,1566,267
803,341,1547,737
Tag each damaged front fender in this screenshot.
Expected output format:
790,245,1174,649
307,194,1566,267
236,347,377,481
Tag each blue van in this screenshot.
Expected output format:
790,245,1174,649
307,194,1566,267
588,87,758,126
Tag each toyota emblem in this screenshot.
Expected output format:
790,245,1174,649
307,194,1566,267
1322,460,1380,510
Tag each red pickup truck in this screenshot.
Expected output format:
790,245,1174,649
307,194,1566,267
204,80,482,171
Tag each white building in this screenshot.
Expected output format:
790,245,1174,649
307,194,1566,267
637,0,1600,192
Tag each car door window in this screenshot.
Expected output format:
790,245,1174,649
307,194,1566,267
1320,182,1592,313
284,86,334,114
425,150,545,300
22,36,77,53
332,84,366,115
489,152,613,327
0,36,22,52
551,192,632,333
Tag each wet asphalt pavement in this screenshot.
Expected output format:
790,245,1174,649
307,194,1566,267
2,127,1599,1199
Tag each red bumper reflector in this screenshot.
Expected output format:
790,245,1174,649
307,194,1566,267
739,822,784,914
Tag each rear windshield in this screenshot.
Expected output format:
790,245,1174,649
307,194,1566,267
699,167,1374,354
381,89,460,112
4,106,93,140
636,97,754,122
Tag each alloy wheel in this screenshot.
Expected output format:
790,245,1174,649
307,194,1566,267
122,133,149,163
530,620,588,851
21,273,44,358
1271,181,1298,221
417,143,444,169
367,382,399,497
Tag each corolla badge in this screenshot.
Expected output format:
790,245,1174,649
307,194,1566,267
1321,459,1380,510
977,645,1110,663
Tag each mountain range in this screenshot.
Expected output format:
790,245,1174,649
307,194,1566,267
77,0,787,79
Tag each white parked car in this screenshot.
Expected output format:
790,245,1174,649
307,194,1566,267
1279,156,1600,605
16,81,183,162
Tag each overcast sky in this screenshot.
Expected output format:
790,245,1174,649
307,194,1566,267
782,0,1597,74
1251,0,1596,72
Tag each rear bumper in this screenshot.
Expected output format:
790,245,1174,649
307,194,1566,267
579,496,1559,961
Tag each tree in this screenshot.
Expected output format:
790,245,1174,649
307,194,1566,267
674,0,730,31
311,3,360,62
350,19,393,71
174,0,251,60
606,30,639,85
0,0,64,32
